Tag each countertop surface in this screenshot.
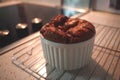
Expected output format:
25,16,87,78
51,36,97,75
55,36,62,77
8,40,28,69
0,32,40,80
0,11,120,80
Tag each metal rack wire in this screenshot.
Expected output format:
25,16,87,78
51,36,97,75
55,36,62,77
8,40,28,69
12,23,120,80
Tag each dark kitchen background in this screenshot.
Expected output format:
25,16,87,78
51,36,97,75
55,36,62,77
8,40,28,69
0,0,120,48
0,0,90,48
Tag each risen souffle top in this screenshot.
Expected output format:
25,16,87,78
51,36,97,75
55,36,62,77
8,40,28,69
40,14,96,44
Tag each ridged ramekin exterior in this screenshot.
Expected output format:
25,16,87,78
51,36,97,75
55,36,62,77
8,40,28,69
41,36,95,70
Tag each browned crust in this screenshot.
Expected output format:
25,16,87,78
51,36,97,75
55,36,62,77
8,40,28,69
40,14,96,43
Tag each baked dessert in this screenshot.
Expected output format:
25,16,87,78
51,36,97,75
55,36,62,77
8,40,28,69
40,14,95,44
40,14,96,70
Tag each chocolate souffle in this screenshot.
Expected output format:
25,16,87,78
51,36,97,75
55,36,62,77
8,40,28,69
40,14,96,44
40,14,96,70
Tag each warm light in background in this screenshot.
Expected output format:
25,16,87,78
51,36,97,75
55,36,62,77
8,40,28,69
32,18,42,24
16,23,28,29
0,30,9,36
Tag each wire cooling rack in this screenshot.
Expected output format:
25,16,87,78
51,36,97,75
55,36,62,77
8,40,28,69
12,23,120,80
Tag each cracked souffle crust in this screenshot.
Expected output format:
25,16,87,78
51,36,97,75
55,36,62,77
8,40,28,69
40,14,96,44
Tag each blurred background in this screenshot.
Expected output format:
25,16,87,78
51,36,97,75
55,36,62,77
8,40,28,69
0,0,90,48
0,0,120,48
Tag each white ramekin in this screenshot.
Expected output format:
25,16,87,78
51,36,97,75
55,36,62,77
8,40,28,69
40,36,95,70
